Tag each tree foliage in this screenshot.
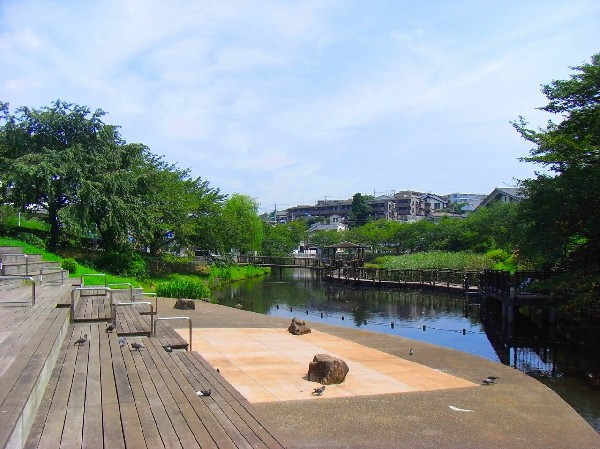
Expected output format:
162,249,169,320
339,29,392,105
512,53,600,267
221,194,264,254
348,193,372,227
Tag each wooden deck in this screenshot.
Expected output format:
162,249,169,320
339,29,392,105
1,281,286,449
24,323,286,449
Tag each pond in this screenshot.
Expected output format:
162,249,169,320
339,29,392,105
211,267,600,433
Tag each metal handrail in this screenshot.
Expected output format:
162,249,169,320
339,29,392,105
108,283,134,301
153,316,192,351
133,292,158,315
81,273,107,287
70,286,111,322
1,275,36,305
112,301,154,334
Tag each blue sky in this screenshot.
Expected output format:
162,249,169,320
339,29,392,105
1,1,598,214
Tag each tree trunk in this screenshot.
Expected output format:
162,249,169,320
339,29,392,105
47,203,61,251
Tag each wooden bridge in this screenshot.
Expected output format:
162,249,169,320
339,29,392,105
0,246,288,449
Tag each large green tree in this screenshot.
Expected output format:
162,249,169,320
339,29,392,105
137,156,224,256
512,53,600,267
348,193,372,227
221,194,264,254
1,101,104,249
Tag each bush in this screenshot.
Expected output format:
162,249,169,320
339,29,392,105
15,232,46,249
156,277,210,299
95,249,147,278
61,258,78,273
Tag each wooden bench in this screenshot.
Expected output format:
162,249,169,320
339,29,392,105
24,323,288,449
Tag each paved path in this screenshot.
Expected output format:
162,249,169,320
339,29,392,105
157,297,600,449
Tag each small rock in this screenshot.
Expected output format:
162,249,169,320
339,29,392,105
288,317,311,335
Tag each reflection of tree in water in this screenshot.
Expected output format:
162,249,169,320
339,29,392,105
351,303,372,327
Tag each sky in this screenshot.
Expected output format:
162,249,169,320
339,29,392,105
1,0,599,214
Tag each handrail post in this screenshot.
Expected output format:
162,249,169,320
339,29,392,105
31,277,36,306
70,289,76,323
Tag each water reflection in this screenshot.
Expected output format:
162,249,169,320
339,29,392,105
212,268,600,433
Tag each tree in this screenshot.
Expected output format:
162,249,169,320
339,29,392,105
0,100,155,251
0,100,107,249
512,53,600,267
221,194,264,254
262,220,307,257
348,193,372,227
136,157,224,256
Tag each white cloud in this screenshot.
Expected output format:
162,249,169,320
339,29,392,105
1,0,598,209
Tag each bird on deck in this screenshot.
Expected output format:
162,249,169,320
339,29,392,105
197,388,212,397
482,376,499,385
131,342,144,351
74,334,88,345
119,337,127,348
312,386,326,395
164,346,173,353
105,322,116,333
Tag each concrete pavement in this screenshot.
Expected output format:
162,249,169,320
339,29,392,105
160,298,600,449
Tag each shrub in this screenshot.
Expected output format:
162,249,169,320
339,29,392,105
95,249,147,278
15,232,46,249
61,258,78,273
156,277,210,299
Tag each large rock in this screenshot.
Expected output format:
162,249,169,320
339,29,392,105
307,354,349,385
288,317,311,335
174,298,196,310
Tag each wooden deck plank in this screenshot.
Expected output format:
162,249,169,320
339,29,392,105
147,340,244,449
101,331,125,449
144,341,227,449
180,351,287,449
138,346,203,449
22,324,71,449
110,335,148,449
83,324,103,449
35,327,80,449
129,347,183,449
121,338,165,449
59,324,90,449
176,354,269,449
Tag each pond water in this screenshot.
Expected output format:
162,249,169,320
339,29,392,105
212,268,600,433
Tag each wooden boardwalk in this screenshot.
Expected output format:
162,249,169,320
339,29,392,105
24,323,286,449
1,283,287,449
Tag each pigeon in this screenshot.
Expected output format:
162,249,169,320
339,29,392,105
105,322,116,333
312,386,326,395
197,388,212,397
409,348,414,356
482,376,498,385
74,334,88,345
164,346,173,353
216,368,220,373
131,342,144,351
119,337,127,348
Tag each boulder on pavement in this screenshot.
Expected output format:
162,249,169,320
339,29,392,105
307,353,349,385
174,298,195,310
288,317,311,335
